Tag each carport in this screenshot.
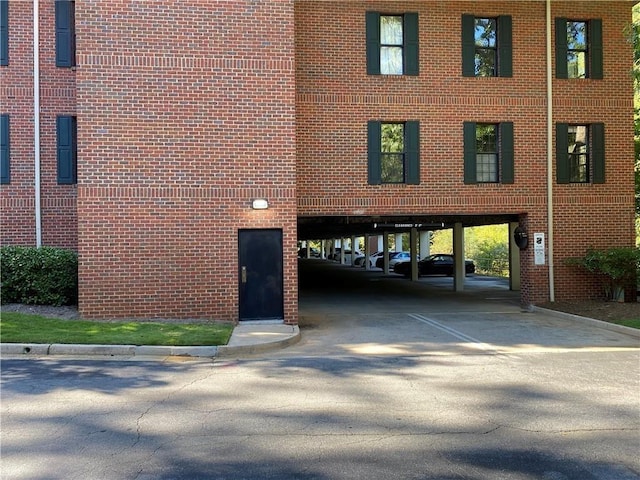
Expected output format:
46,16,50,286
297,214,524,294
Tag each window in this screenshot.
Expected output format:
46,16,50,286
556,123,605,184
463,122,514,184
57,116,77,184
56,0,75,67
1,114,8,184
476,124,498,182
462,15,512,77
0,0,7,66
555,18,602,79
366,12,419,76
381,123,405,182
566,21,587,78
568,125,588,181
380,16,403,75
368,121,419,184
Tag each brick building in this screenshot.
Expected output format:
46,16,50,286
1,1,636,324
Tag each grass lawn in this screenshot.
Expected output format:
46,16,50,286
616,318,640,329
0,313,234,346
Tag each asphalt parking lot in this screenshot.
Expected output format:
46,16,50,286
1,259,638,480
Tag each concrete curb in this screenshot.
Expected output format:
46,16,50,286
217,325,301,357
0,325,301,359
0,343,219,358
533,306,640,339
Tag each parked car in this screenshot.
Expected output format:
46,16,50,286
353,254,367,267
375,251,414,269
388,252,417,269
393,254,475,277
298,247,320,258
354,251,383,268
329,248,361,263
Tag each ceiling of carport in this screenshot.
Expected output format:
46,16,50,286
297,213,520,240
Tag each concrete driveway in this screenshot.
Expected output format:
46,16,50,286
296,259,638,357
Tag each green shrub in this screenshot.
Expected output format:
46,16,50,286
567,247,640,301
1,246,78,306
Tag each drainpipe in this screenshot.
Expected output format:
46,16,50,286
33,0,42,247
546,0,555,301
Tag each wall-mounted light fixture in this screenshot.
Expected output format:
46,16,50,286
251,198,269,210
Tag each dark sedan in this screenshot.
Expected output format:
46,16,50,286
393,254,475,277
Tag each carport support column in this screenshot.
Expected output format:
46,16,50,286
364,234,371,270
394,233,403,252
410,228,419,281
509,222,521,291
453,223,465,292
420,231,431,259
351,235,357,266
383,232,390,274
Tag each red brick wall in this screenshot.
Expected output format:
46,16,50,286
0,1,77,249
76,0,298,322
295,1,635,304
2,1,634,319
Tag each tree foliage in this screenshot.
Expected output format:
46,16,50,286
430,224,510,277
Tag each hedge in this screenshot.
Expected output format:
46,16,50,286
1,246,78,306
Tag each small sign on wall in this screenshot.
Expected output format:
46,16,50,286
534,233,545,265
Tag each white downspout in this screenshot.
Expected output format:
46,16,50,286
33,0,41,247
546,0,555,301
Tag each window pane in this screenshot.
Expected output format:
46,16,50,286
381,153,404,183
567,21,586,50
475,49,496,77
474,18,496,47
570,154,588,182
568,125,588,152
476,124,497,152
381,47,403,74
381,123,404,153
381,16,403,45
567,51,586,78
476,153,498,182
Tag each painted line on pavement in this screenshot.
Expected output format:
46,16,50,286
408,313,501,355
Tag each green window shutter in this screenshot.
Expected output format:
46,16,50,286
589,19,603,80
556,123,570,184
366,12,381,75
0,0,8,66
405,121,420,184
500,122,514,184
55,0,74,67
368,121,382,184
1,114,9,184
463,122,477,184
403,13,419,76
461,14,475,77
555,17,568,79
57,116,76,184
591,123,605,183
497,16,512,77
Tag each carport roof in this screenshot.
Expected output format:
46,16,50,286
297,213,520,240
